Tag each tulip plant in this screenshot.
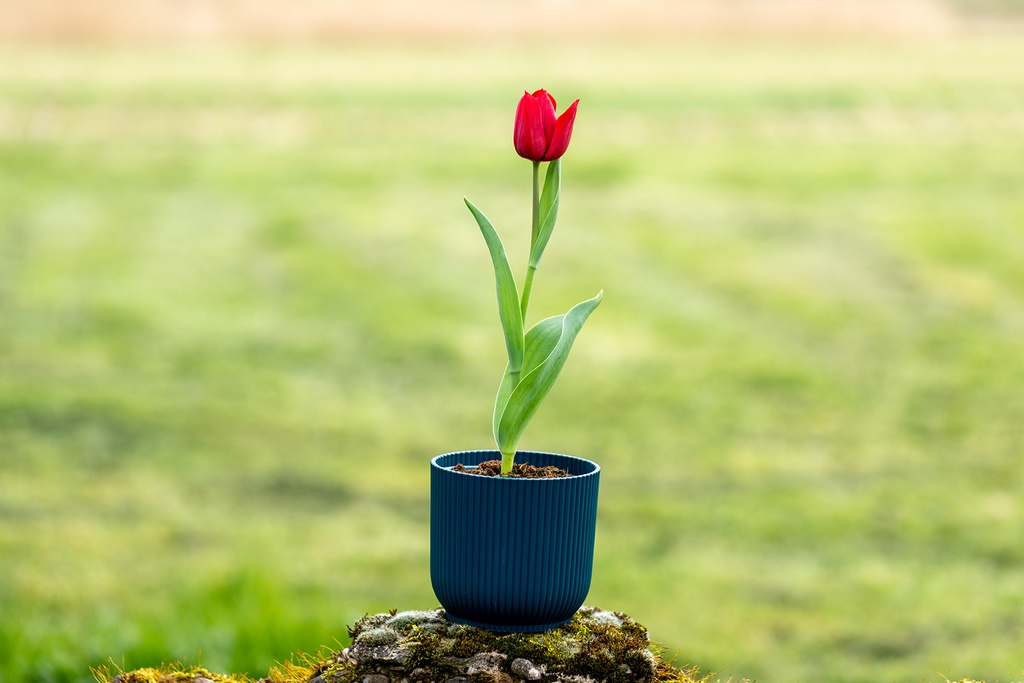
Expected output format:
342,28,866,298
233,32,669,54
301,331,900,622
465,89,603,475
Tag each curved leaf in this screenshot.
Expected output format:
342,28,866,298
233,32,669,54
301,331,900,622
465,198,524,376
496,290,603,455
492,315,563,442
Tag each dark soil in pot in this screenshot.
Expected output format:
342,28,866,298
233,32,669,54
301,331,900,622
451,459,570,478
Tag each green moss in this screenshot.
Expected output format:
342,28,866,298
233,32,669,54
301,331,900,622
401,629,444,671
443,626,492,659
103,666,249,683
553,608,656,683
347,612,391,639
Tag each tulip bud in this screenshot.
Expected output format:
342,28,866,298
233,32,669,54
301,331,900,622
513,89,579,162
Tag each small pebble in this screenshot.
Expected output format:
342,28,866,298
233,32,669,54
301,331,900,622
511,658,543,681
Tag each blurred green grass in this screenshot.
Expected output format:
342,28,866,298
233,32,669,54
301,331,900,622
1,38,1023,683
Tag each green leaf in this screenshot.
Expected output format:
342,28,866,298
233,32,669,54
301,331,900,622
495,290,603,455
492,314,563,442
528,159,561,269
466,198,524,377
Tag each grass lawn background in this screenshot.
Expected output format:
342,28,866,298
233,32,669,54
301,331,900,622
1,37,1023,683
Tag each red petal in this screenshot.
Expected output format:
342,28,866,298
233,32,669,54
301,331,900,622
542,99,579,161
532,89,557,146
514,90,548,161
531,88,556,110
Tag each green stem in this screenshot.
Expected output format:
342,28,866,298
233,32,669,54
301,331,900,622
530,160,541,248
520,265,537,322
521,161,541,321
501,449,516,476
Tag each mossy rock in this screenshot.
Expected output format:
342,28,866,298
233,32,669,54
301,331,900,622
100,607,706,683
101,608,1012,683
327,606,671,683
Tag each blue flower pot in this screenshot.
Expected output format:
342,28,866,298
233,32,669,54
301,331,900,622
430,450,601,632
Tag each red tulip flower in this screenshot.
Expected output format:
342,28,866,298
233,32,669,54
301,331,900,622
513,89,580,162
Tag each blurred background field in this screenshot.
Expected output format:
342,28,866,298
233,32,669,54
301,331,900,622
2,2,1024,682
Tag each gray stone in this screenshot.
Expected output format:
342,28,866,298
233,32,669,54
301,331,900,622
463,652,506,676
350,644,412,666
362,675,390,683
511,658,543,680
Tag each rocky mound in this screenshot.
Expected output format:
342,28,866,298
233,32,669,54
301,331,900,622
106,607,703,683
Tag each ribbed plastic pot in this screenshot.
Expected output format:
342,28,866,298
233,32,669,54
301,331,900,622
430,449,600,632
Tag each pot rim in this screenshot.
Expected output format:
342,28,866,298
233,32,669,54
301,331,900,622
431,449,600,480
